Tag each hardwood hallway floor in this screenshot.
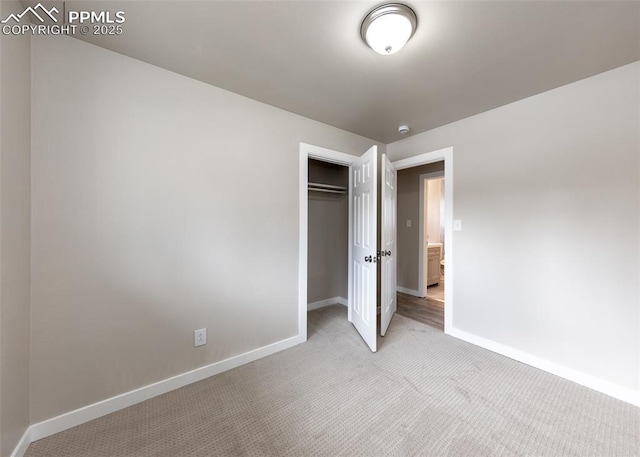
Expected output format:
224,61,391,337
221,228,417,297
396,292,444,331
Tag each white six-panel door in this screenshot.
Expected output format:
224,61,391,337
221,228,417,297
351,146,378,352
381,154,397,336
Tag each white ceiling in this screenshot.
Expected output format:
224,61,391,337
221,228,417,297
26,1,640,143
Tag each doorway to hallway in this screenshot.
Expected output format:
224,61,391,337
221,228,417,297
391,147,453,334
396,292,444,330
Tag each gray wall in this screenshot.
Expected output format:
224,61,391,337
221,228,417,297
30,36,381,423
0,1,31,454
308,161,348,303
388,62,640,392
307,195,348,303
397,162,444,292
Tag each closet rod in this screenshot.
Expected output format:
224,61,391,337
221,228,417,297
308,188,346,194
308,182,348,191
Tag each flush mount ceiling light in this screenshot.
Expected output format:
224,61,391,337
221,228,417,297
361,3,417,55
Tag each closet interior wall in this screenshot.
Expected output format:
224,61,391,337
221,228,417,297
307,159,349,306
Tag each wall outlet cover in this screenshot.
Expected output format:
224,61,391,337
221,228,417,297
194,328,207,347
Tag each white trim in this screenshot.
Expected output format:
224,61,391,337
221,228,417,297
299,143,357,335
442,152,453,334
9,428,31,457
396,286,422,297
393,147,452,170
392,147,454,334
449,327,640,407
303,143,356,165
28,334,304,443
418,171,445,297
307,296,347,311
299,147,309,341
347,155,353,323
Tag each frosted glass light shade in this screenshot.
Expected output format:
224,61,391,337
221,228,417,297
361,4,417,55
366,13,412,55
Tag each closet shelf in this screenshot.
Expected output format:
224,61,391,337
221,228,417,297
308,182,347,194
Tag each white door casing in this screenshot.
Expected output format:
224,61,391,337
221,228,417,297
351,146,378,352
381,154,397,336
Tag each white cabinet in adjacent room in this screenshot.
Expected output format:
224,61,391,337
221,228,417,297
426,245,441,287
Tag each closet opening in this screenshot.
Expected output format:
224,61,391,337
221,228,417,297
306,159,350,330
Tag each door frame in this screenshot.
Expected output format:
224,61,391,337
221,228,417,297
298,143,357,341
418,171,445,297
392,146,454,334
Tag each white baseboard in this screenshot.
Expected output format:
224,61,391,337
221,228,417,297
26,334,304,444
448,327,640,407
308,296,347,311
9,427,31,457
396,286,422,297
15,322,637,456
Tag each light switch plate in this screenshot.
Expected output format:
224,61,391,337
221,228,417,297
407,220,412,228
453,220,462,231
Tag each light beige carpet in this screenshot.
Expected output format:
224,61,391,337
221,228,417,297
26,305,639,456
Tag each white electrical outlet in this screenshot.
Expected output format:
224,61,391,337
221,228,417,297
194,328,207,347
